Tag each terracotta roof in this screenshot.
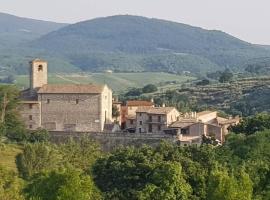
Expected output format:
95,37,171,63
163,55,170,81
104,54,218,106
127,100,154,107
170,120,198,128
37,84,106,94
218,118,240,125
197,110,217,116
137,107,176,115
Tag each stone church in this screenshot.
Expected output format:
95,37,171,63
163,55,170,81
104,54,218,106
19,59,112,132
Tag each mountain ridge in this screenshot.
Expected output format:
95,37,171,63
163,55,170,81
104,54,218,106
1,14,270,75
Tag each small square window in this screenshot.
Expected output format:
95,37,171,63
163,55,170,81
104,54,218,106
29,125,32,129
29,115,32,120
76,99,79,104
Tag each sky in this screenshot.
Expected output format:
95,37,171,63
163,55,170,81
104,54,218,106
1,0,270,44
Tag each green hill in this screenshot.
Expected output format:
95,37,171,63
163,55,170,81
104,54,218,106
1,14,270,75
0,12,67,46
30,15,270,73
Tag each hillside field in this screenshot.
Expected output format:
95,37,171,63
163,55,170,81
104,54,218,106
16,72,194,92
0,144,22,172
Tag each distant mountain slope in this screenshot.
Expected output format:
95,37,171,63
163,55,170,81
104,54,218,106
0,12,67,46
31,15,270,73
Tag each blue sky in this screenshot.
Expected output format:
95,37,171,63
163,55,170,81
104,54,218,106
1,0,270,44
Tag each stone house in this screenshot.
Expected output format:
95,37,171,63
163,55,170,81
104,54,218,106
121,100,154,131
167,111,240,145
19,59,112,132
135,107,180,134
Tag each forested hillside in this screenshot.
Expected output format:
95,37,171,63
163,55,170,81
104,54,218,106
1,14,270,75
31,15,270,73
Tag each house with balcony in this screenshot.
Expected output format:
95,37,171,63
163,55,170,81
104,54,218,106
135,106,180,134
122,100,154,131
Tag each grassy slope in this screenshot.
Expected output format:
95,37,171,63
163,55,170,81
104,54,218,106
16,72,194,92
0,144,22,172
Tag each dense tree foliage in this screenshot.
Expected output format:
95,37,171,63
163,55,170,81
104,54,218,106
0,85,26,141
142,84,158,93
24,169,101,200
230,113,270,135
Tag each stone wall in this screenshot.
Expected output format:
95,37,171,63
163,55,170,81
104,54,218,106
39,93,102,132
49,131,177,152
19,102,41,130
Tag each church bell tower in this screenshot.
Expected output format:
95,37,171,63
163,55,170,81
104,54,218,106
30,59,48,91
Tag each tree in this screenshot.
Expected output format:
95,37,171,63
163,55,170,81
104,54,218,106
0,167,25,200
219,69,233,83
125,88,143,96
137,162,192,200
93,146,192,199
58,136,102,171
112,105,120,118
24,169,101,200
16,143,60,179
0,85,26,141
207,168,253,200
27,129,50,143
196,79,210,86
142,84,158,93
229,113,270,135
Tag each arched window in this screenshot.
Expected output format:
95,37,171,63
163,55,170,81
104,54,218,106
38,65,43,71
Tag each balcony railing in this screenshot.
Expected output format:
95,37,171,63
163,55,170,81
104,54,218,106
146,120,167,125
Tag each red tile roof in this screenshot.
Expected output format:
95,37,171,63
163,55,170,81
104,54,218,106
126,100,154,107
37,84,106,94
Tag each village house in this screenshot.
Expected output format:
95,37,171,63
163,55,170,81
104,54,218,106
167,111,240,146
135,106,180,134
121,100,154,131
19,59,112,132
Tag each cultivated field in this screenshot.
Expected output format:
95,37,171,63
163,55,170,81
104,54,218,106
16,72,195,92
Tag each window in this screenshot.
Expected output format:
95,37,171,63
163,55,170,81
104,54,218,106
47,99,50,104
158,116,161,122
29,104,33,109
149,116,152,122
148,124,152,133
130,120,134,125
29,115,32,120
139,128,142,133
139,113,142,117
76,99,79,104
181,129,189,135
158,125,161,131
140,121,142,125
38,65,43,71
29,125,32,129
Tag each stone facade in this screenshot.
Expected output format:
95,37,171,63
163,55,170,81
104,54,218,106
19,59,112,132
29,59,48,91
136,107,180,134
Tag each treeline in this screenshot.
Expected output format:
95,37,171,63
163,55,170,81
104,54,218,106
1,112,270,199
